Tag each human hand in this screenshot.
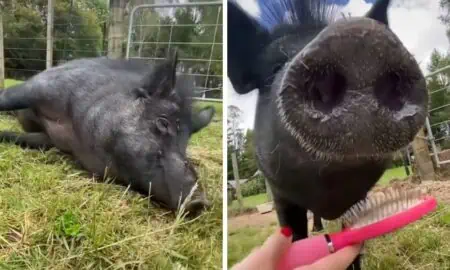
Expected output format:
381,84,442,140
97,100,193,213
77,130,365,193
231,227,362,270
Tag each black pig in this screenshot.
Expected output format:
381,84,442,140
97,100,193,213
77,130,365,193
0,51,215,218
228,0,427,268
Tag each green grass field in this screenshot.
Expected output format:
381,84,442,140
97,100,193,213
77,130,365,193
379,166,411,185
5,79,23,87
0,81,223,269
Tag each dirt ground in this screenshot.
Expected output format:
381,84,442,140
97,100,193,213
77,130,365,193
228,178,450,231
228,208,315,231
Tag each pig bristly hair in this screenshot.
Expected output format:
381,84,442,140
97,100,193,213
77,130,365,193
227,0,342,94
257,0,340,31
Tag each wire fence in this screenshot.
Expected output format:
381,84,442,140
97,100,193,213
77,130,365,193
126,2,223,102
423,65,450,168
3,0,111,81
1,0,223,103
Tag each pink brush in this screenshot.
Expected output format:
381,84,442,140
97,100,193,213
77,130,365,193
277,188,438,270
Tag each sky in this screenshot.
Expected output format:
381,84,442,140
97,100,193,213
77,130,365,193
228,0,450,130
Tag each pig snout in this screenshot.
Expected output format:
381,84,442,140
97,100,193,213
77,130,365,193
275,17,427,158
184,197,211,218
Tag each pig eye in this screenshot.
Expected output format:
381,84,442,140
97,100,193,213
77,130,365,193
156,150,163,163
156,117,170,134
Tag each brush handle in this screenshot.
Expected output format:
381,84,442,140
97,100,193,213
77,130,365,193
276,234,333,270
277,197,438,270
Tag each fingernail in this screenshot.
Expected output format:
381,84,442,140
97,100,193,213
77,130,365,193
280,226,292,237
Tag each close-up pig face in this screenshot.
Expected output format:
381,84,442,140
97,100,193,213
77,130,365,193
239,2,428,162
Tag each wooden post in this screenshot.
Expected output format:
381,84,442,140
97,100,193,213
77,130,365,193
0,13,4,89
402,149,410,176
231,151,244,209
46,0,54,69
265,179,273,202
108,0,125,59
411,129,436,182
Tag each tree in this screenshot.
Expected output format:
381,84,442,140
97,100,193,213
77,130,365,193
227,105,245,180
125,1,222,98
239,129,258,179
426,49,450,149
227,105,245,153
4,0,104,80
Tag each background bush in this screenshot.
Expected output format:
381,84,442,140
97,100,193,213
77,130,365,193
241,176,266,197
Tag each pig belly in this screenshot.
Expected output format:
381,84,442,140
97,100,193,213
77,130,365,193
72,147,111,177
42,119,76,153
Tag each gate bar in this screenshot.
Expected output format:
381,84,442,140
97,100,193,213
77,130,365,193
424,117,440,168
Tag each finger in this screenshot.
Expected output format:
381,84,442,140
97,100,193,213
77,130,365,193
258,227,293,264
295,243,362,270
232,227,293,270
231,248,261,270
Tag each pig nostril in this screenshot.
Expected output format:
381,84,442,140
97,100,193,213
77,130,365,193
374,72,405,111
305,71,347,112
185,199,209,217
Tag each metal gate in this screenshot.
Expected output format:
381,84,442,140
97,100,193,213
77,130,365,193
422,65,450,168
126,1,223,103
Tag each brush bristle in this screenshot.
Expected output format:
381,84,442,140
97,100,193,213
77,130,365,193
341,188,428,228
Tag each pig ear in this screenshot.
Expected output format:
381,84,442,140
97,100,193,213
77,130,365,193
191,106,215,133
228,1,271,94
136,50,178,98
365,0,390,25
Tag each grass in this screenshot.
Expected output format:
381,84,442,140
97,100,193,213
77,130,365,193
0,81,223,269
229,193,269,211
228,204,450,269
379,166,411,185
4,79,24,88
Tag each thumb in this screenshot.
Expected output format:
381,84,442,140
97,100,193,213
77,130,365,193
258,227,293,266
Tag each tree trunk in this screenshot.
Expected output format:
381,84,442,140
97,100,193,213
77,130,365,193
108,0,125,59
46,0,54,69
231,151,244,209
0,13,4,89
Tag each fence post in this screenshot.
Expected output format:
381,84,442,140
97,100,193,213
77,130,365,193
231,151,244,209
265,179,273,201
108,0,125,59
411,128,436,182
0,13,4,89
46,0,54,69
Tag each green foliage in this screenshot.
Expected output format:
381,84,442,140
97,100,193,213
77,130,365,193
426,49,450,147
55,210,83,238
240,176,266,197
239,130,258,179
4,0,104,80
227,126,258,180
128,1,223,99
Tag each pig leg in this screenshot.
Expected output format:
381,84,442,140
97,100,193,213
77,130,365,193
0,84,38,111
0,132,54,150
274,197,308,241
17,109,44,133
312,213,324,232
